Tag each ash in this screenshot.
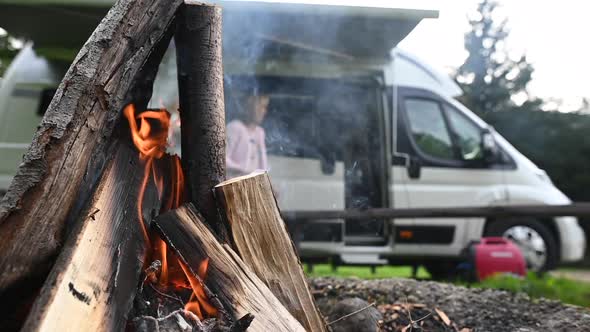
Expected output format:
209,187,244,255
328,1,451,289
129,282,245,332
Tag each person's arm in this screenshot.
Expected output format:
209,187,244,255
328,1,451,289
258,128,280,198
226,122,248,175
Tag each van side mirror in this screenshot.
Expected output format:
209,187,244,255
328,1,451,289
481,127,499,164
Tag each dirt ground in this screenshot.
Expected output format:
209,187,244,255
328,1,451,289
310,277,590,332
551,270,590,283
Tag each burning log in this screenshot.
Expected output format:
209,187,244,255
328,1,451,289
175,1,227,237
215,172,328,332
0,0,319,330
0,0,183,302
154,204,306,332
21,142,162,332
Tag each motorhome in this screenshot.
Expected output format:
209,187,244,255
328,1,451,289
0,0,585,276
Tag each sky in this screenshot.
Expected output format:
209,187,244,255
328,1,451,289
259,0,590,111
397,0,590,111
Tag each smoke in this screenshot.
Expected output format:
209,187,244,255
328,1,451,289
147,2,387,237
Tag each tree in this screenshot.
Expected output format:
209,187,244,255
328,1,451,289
455,0,541,114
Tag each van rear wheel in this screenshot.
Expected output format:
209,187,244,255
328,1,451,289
485,219,559,272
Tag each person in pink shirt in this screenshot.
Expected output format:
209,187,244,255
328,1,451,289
226,94,270,178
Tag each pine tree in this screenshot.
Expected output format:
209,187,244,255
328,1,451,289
455,0,541,114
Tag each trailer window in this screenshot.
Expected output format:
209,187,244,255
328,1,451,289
405,98,454,160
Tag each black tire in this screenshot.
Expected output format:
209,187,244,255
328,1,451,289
423,261,456,281
485,219,559,272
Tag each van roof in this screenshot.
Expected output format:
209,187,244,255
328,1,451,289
0,0,437,61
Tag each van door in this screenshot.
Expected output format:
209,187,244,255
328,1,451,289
227,75,389,246
389,88,414,252
396,87,507,256
341,80,390,246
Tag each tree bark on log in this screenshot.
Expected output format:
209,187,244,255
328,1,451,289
21,142,162,332
175,2,226,237
154,204,306,332
0,0,182,299
215,171,327,332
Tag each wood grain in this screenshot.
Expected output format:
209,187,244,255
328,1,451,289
154,204,306,332
22,142,162,332
215,171,327,332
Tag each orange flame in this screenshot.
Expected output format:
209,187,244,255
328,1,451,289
124,105,169,160
124,104,169,245
155,237,168,286
124,103,217,320
179,258,218,318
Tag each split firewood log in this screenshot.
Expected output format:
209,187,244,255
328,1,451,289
154,204,306,332
215,171,327,331
21,142,162,332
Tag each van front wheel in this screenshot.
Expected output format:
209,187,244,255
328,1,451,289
485,219,559,272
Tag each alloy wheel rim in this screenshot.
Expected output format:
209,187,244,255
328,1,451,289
503,225,547,271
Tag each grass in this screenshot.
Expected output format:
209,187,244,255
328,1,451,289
472,272,590,307
305,264,430,279
305,264,590,307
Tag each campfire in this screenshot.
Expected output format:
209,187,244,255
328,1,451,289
0,1,325,331
123,103,217,321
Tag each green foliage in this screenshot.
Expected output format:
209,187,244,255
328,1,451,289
455,0,541,114
473,272,590,307
35,47,78,64
413,133,454,159
484,110,590,201
455,1,590,205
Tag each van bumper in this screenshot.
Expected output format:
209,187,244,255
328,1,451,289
556,216,586,262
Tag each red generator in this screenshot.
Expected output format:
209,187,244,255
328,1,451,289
462,237,527,281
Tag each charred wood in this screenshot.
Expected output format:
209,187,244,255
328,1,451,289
0,0,183,302
175,2,226,238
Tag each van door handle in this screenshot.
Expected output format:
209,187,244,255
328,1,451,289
408,156,422,179
392,152,410,166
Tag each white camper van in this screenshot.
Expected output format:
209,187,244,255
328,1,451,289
0,0,585,276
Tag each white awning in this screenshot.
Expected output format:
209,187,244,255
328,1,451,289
0,0,437,60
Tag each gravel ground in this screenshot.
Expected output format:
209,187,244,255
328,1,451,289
310,277,590,332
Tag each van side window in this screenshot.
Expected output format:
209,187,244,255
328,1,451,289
263,98,321,159
404,99,455,160
445,105,483,161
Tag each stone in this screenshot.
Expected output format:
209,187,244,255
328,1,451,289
328,297,382,332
